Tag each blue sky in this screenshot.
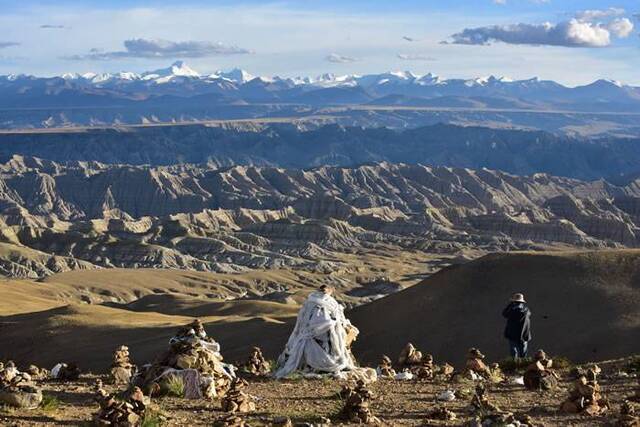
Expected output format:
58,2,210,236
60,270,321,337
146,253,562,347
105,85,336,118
0,0,638,85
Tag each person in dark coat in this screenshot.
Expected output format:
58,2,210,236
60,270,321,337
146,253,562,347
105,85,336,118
502,293,531,359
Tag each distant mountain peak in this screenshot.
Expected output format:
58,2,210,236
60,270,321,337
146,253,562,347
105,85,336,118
214,68,255,83
140,61,200,83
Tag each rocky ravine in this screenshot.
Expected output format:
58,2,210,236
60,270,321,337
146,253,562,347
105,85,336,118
1,155,640,279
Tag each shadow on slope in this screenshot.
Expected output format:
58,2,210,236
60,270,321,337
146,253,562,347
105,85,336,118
0,303,291,372
350,250,640,366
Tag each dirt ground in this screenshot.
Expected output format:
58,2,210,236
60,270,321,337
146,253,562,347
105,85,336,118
1,359,638,426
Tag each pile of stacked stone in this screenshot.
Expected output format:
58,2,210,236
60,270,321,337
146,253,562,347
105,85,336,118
376,355,396,378
0,361,43,409
341,379,381,424
93,380,149,426
25,365,48,381
243,347,270,376
51,362,81,381
470,383,501,414
415,354,435,380
397,343,422,371
221,378,256,413
473,412,534,427
616,400,639,427
523,349,558,391
137,319,235,399
560,365,609,415
111,345,136,385
214,414,247,427
465,348,497,380
425,406,457,421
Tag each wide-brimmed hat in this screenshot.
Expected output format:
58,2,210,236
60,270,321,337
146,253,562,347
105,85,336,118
510,293,525,303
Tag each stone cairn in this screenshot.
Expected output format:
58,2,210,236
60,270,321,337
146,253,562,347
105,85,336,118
560,365,609,416
341,379,381,424
243,346,271,376
0,361,43,409
51,362,81,381
376,355,396,378
214,414,247,427
221,378,256,413
415,354,435,380
93,380,149,426
470,383,501,414
397,342,422,370
425,406,457,421
523,349,558,391
137,319,234,399
111,345,136,385
465,348,494,380
25,364,49,381
616,400,639,427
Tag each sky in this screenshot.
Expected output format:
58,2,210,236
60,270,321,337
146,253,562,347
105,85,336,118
0,0,638,86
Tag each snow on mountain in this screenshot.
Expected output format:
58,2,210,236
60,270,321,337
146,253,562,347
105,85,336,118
213,68,255,84
45,62,635,93
140,61,200,83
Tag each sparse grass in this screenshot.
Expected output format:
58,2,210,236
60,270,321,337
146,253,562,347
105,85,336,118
498,357,533,373
0,404,16,414
499,355,572,374
283,372,304,381
40,394,61,412
163,375,185,398
141,409,164,427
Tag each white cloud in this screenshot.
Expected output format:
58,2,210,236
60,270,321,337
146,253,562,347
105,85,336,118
325,53,360,63
493,0,507,5
445,18,633,48
575,8,625,22
607,18,634,38
65,38,252,60
397,53,436,61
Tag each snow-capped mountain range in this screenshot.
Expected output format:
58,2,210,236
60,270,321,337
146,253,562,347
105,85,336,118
1,61,639,115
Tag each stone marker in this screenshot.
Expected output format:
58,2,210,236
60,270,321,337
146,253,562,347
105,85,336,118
523,349,558,391
415,354,435,380
214,414,247,427
376,355,396,378
51,362,81,381
560,365,609,416
465,348,493,379
470,383,501,414
341,379,381,424
0,362,43,409
93,380,149,426
243,347,271,376
426,406,457,421
137,319,236,399
222,378,256,413
111,345,136,385
397,343,422,369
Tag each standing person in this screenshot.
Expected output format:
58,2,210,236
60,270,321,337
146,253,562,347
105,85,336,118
502,293,531,359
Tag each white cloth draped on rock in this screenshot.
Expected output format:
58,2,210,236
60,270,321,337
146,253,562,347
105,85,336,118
274,291,358,378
